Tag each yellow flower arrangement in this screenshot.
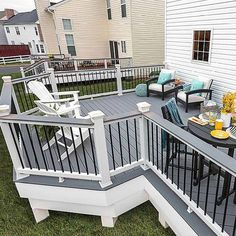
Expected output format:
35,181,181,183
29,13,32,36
221,92,236,114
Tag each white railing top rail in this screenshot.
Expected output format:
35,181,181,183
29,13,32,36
23,59,45,73
12,72,51,84
54,67,117,75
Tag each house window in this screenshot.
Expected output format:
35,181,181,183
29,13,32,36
65,34,76,56
15,27,20,35
28,42,32,48
35,27,38,36
192,30,211,62
121,0,127,18
36,44,40,53
6,27,10,33
62,19,72,30
40,45,45,53
121,41,126,53
106,0,112,20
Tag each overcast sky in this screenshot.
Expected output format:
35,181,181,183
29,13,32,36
0,0,61,12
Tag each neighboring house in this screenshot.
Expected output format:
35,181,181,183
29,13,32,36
0,9,16,45
165,0,236,104
35,0,165,66
4,10,46,55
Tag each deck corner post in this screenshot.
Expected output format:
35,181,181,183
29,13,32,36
89,110,112,188
73,59,78,71
115,64,123,96
101,216,118,227
159,213,169,229
137,102,151,170
20,67,25,78
48,68,58,98
0,122,27,180
43,60,49,72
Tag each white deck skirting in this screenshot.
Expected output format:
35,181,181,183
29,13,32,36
16,175,198,236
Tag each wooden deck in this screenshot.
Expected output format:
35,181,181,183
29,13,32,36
20,92,236,235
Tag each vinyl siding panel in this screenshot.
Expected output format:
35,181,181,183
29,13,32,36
0,24,8,44
131,0,165,66
35,0,59,54
55,0,109,58
166,0,236,104
107,0,133,59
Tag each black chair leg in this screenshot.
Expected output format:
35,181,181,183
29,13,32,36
185,103,188,113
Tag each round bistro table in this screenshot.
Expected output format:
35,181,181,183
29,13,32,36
188,120,236,205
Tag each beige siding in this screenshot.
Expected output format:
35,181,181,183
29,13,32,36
166,0,236,104
131,0,165,66
34,0,59,54
107,0,133,59
54,0,109,58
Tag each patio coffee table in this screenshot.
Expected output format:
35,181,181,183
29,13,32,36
188,120,236,205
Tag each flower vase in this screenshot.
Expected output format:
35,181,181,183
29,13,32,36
221,113,232,128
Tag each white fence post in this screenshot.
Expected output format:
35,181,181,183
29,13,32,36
104,59,108,69
73,59,78,71
115,64,123,96
3,57,6,65
44,61,49,73
48,68,59,99
137,102,152,170
89,110,112,188
20,67,25,78
20,55,23,63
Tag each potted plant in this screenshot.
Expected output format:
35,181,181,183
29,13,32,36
221,92,235,127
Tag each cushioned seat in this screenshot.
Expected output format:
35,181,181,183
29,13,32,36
135,84,147,97
149,83,174,92
177,91,205,103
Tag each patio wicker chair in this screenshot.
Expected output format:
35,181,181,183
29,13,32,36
146,69,176,100
28,80,81,117
175,77,213,113
35,100,90,161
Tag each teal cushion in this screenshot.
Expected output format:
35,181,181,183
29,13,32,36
135,84,147,97
157,71,172,85
182,83,191,92
190,79,204,96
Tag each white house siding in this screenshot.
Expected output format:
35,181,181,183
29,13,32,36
107,0,133,59
54,0,109,59
0,24,8,44
4,24,46,54
35,0,59,54
131,0,165,66
166,0,236,104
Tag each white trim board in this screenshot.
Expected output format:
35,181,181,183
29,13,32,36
16,176,204,236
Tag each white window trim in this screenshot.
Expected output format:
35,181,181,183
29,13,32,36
191,28,213,65
106,0,112,20
62,18,73,31
121,0,127,18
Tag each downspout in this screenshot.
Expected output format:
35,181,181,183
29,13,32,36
47,7,62,55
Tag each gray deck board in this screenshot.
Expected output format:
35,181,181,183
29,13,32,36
17,92,236,235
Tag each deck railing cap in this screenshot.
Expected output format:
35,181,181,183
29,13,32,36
2,76,12,83
137,102,151,113
0,105,10,117
88,110,105,122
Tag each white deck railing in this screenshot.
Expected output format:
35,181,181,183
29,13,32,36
0,55,32,65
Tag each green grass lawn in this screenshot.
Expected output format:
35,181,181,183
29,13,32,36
0,72,174,236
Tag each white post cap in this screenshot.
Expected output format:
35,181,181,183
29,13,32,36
2,76,12,83
47,68,54,72
0,105,10,117
137,102,151,113
88,110,105,122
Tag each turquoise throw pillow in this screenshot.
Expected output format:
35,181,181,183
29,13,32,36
157,71,172,85
190,79,204,96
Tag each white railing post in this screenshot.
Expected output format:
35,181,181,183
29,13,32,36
104,59,108,69
89,110,112,188
48,68,59,99
20,55,23,63
137,102,152,170
115,64,123,96
44,61,49,73
20,67,25,78
73,59,78,71
3,57,6,65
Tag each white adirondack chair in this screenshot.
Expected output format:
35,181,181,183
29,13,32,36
35,100,90,161
27,80,81,117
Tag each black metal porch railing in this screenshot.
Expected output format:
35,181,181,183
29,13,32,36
121,65,164,90
144,112,236,236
